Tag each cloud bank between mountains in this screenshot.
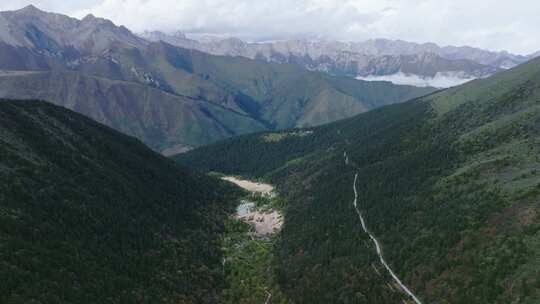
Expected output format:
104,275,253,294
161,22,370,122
1,0,539,55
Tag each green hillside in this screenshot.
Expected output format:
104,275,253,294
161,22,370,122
176,58,540,303
0,100,241,303
0,70,266,153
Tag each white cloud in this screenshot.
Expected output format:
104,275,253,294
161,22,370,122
357,72,477,89
2,0,539,54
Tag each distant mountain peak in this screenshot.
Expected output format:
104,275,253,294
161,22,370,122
13,4,51,17
82,13,97,21
139,30,190,44
81,13,116,27
19,4,42,13
0,7,145,54
171,30,187,39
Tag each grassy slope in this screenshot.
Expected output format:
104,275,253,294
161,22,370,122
0,100,241,303
176,58,540,303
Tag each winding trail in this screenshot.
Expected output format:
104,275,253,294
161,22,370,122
350,168,422,304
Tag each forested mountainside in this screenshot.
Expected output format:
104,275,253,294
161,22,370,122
0,100,241,303
176,57,540,303
0,6,434,154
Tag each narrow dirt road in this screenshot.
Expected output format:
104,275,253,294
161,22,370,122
350,160,422,304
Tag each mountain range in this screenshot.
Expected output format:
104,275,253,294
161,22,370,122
141,30,538,88
177,56,540,303
0,5,433,154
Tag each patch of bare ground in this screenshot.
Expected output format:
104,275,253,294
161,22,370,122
222,176,283,236
237,210,283,236
222,176,274,195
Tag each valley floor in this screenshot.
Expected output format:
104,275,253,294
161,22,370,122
220,176,289,303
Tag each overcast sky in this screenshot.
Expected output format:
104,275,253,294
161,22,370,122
2,0,539,55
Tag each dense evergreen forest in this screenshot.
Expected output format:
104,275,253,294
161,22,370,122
177,58,540,303
0,100,242,303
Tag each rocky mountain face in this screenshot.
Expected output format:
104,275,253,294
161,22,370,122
0,5,146,55
0,6,433,154
141,31,532,88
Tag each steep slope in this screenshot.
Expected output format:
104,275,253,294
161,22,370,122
176,58,540,303
0,70,266,154
0,100,241,303
0,6,434,152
